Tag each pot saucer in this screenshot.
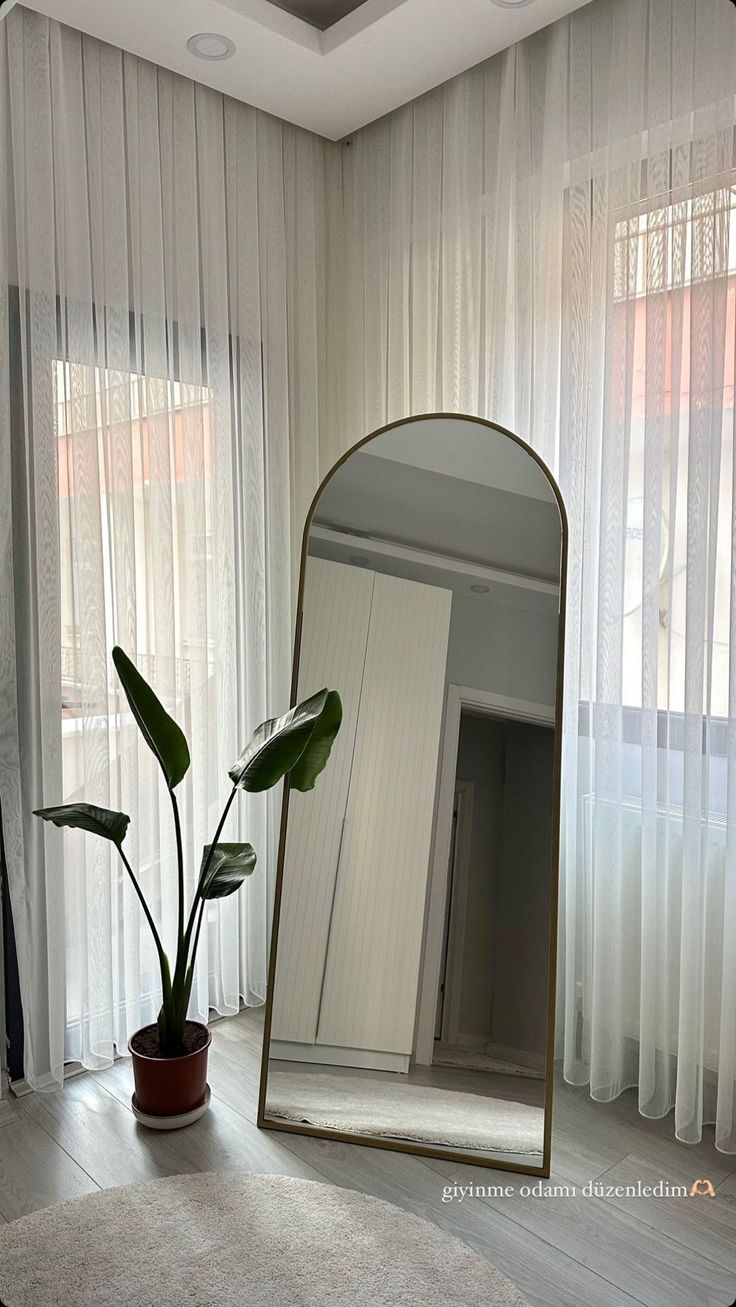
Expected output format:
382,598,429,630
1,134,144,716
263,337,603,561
131,1084,211,1130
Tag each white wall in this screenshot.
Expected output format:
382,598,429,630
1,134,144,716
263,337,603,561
446,594,558,706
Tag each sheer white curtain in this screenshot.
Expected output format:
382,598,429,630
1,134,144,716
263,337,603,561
3,0,736,1151
327,0,736,1150
0,7,329,1087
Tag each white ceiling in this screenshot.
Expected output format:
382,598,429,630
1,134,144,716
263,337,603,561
365,418,556,503
18,0,593,140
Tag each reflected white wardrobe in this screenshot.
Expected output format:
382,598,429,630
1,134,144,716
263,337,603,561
271,558,451,1071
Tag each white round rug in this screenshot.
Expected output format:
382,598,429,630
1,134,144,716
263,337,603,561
0,1172,529,1306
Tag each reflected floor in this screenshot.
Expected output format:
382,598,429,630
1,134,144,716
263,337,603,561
433,1043,545,1079
265,1054,546,1102
265,1059,545,1162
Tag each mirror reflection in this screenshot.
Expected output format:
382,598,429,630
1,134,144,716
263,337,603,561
260,415,564,1172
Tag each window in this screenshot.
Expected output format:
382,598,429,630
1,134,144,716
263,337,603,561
613,186,736,716
54,356,217,1038
56,360,214,783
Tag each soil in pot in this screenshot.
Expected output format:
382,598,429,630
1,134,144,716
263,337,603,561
130,1022,209,1059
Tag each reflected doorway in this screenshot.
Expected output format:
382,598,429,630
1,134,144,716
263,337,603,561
434,709,554,1082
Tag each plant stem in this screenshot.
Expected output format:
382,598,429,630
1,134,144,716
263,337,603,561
177,899,206,1030
164,785,239,1046
117,845,176,1049
190,896,206,970
182,785,238,952
170,788,185,947
117,844,167,967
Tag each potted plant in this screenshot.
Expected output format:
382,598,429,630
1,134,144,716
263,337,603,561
35,646,342,1127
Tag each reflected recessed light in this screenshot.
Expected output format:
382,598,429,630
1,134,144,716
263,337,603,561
470,583,490,593
187,33,236,61
349,555,370,567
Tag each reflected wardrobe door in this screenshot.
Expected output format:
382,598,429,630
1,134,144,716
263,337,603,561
273,561,451,1068
270,559,373,1044
316,572,451,1060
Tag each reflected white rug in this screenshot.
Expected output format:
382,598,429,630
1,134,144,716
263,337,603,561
0,1172,530,1306
266,1071,544,1154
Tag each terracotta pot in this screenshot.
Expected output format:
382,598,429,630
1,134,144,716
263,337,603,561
128,1021,212,1118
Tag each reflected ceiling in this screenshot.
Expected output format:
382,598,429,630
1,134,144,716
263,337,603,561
314,453,561,583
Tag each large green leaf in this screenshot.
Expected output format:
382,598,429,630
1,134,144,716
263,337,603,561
199,843,257,900
229,689,333,793
34,802,130,846
112,646,190,790
289,690,343,792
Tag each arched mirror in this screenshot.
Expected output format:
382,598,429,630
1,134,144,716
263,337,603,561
258,414,566,1176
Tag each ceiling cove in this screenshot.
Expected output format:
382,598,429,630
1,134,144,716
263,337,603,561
19,0,593,140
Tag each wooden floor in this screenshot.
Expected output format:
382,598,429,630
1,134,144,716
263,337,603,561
1,1009,735,1306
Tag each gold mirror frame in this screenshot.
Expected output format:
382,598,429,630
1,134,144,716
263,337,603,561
257,413,568,1178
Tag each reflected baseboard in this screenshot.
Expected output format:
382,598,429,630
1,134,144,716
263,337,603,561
270,1038,409,1073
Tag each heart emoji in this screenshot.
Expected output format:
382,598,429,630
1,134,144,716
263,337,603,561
689,1178,715,1197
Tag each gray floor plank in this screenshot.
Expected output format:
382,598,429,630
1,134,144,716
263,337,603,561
20,1074,188,1190
0,1114,98,1220
716,1168,736,1199
0,1095,21,1128
592,1150,736,1273
206,1028,263,1122
159,1094,329,1181
424,1153,734,1307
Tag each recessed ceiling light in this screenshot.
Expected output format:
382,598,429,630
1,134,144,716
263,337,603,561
470,583,490,593
349,556,370,567
490,0,534,8
186,33,236,61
